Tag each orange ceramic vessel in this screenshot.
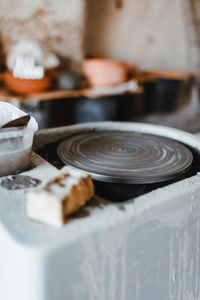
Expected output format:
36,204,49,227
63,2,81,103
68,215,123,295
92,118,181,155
4,71,52,94
83,58,129,88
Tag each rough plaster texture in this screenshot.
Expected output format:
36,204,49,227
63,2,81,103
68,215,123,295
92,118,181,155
1,123,200,300
0,0,85,73
85,0,191,70
0,0,195,73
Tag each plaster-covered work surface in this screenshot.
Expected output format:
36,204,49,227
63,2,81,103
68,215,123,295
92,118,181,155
86,0,190,70
1,164,200,299
1,123,200,299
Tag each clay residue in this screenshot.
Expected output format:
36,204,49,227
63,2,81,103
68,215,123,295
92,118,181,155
44,173,69,191
69,195,109,220
115,0,123,9
0,175,41,190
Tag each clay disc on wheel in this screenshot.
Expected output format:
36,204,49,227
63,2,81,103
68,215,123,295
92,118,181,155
57,131,193,184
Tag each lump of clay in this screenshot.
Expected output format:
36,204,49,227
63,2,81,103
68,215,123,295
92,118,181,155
27,166,94,227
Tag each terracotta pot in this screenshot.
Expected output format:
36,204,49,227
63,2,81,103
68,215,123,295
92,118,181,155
4,71,53,94
83,58,129,87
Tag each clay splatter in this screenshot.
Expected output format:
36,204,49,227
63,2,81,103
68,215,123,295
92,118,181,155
0,175,41,190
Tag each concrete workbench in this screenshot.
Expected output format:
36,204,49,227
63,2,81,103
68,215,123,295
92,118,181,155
0,122,200,300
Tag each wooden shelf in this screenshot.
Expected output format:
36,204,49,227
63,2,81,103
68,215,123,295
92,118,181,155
0,79,141,103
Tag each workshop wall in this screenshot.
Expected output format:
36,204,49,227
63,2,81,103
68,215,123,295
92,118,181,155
0,0,86,73
0,0,196,73
85,0,192,71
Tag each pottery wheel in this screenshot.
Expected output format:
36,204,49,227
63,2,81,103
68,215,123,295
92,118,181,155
57,131,193,184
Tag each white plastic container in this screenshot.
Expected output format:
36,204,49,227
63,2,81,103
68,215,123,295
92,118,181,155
0,102,38,177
